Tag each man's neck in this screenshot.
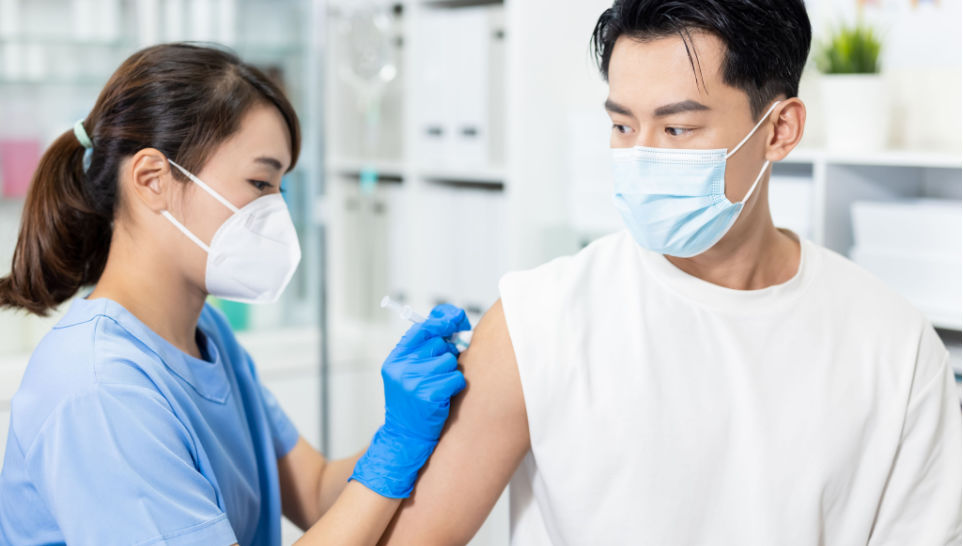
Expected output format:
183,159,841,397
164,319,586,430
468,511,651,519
665,220,801,291
88,228,207,359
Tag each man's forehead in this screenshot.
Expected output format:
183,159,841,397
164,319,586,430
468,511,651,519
607,32,736,114
610,31,725,74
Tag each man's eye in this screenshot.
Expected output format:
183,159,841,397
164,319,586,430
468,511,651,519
665,127,691,136
613,124,631,135
248,179,272,191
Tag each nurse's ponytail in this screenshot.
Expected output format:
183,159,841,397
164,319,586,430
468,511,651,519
0,43,301,316
0,125,112,316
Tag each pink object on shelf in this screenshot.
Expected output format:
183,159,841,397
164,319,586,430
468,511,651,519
0,139,43,199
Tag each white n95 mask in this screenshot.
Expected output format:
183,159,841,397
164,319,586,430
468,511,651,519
160,159,302,304
612,100,782,258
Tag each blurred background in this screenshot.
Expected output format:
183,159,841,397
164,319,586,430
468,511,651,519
0,0,959,543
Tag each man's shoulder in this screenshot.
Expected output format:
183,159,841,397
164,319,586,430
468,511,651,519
807,243,919,313
807,242,929,328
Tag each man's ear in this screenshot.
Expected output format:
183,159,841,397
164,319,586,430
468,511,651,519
127,148,175,212
765,98,806,162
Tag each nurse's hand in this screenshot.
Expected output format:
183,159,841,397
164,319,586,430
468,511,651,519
349,304,471,499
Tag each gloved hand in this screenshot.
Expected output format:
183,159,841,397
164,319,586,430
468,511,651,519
349,304,472,498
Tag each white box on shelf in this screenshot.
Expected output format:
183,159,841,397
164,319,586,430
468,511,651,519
453,188,481,311
455,188,498,315
383,183,412,304
188,0,216,41
163,0,186,42
216,0,237,46
97,0,121,42
413,6,498,172
339,182,390,322
448,7,490,170
851,199,962,256
850,245,962,330
419,184,460,306
412,9,451,169
487,189,510,299
71,0,97,41
136,0,161,47
0,0,19,40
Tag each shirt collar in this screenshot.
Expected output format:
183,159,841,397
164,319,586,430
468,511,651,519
58,297,231,403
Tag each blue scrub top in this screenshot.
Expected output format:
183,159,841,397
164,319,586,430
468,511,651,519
0,297,301,545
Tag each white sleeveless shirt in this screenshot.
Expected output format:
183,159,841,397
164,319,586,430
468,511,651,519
499,230,960,545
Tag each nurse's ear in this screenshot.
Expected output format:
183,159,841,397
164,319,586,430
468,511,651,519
127,148,174,212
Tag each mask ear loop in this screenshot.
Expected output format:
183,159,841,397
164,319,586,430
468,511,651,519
724,100,783,160
740,160,771,205
725,101,782,204
160,159,241,254
168,159,240,214
161,211,212,253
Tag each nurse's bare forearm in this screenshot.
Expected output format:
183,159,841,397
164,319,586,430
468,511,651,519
277,438,368,530
297,481,401,546
317,448,366,516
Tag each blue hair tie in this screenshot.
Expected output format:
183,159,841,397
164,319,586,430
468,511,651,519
73,119,93,172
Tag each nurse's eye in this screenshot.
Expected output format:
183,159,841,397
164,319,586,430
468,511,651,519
248,179,273,192
665,127,692,137
613,124,631,135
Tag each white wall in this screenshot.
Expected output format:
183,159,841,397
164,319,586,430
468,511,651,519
504,0,614,270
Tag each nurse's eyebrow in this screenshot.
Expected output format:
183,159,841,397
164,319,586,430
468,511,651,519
653,100,710,117
254,156,283,171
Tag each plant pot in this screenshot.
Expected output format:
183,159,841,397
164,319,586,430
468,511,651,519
820,74,890,153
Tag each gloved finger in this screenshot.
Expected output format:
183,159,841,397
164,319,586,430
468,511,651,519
412,352,458,375
408,336,457,360
402,353,459,383
420,370,467,402
422,304,471,338
430,304,472,333
393,320,435,352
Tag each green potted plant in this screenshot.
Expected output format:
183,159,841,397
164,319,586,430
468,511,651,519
815,21,887,152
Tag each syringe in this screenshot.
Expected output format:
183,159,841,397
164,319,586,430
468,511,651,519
381,296,471,351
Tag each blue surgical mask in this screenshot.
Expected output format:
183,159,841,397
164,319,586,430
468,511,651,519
611,100,782,258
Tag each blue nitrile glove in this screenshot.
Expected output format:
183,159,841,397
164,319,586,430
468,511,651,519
349,304,472,498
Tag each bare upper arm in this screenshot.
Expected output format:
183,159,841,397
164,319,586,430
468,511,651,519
379,299,531,545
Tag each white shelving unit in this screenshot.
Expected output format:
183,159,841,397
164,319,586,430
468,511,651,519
323,0,510,327
775,148,962,331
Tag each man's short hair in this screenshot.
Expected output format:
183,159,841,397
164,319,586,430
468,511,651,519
591,0,812,118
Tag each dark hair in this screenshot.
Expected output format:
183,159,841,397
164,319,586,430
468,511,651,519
591,0,812,118
0,43,301,316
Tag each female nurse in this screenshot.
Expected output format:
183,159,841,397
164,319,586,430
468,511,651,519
0,43,468,545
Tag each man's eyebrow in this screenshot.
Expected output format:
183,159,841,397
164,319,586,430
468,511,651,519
604,98,632,116
653,100,710,117
254,156,284,171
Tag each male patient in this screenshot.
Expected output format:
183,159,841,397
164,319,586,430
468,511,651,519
381,1,962,544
